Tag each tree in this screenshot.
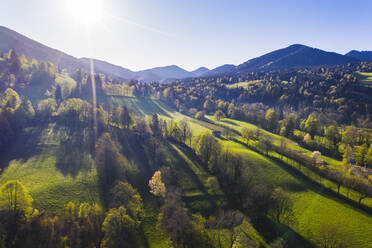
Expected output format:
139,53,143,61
55,85,62,104
304,114,320,138
109,181,143,221
342,145,353,166
195,111,205,120
355,144,368,167
214,110,226,121
268,187,294,224
101,207,136,248
121,105,132,128
315,223,353,248
151,114,161,138
242,128,255,144
149,171,166,197
0,180,33,216
311,151,324,166
203,99,216,114
1,88,21,111
366,145,372,168
325,125,339,145
157,191,191,248
208,210,246,248
95,133,128,199
265,108,278,131
196,132,221,164
342,126,358,146
179,119,192,145
8,49,21,75
303,133,313,145
258,135,272,155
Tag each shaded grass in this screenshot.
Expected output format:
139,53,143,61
0,124,100,213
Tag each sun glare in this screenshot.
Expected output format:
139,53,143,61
66,0,103,29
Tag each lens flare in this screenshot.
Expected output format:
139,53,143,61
66,0,103,29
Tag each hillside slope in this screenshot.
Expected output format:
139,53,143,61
236,44,357,72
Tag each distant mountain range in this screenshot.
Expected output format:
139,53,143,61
0,26,371,82
235,44,357,72
345,50,372,61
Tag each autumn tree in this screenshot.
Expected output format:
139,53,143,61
149,170,166,197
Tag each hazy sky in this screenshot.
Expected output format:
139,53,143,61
1,0,372,71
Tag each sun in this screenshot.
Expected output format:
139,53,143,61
66,0,104,29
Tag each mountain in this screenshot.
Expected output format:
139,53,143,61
204,64,236,76
136,65,195,82
192,67,210,76
77,58,137,80
0,26,196,82
345,50,372,61
236,44,357,72
0,26,77,70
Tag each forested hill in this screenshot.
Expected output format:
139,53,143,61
235,44,357,73
346,50,372,62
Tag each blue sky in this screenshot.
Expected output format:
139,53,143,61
1,0,371,71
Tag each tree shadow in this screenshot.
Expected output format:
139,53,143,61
166,141,220,216
55,126,94,177
0,125,45,171
279,182,307,193
220,119,239,126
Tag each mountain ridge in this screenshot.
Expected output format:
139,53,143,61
0,26,366,82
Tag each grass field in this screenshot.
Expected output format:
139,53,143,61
226,80,262,89
0,124,100,213
355,71,372,87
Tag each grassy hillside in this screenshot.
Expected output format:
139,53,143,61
356,71,372,87
0,124,100,213
127,99,372,247
1,95,372,247
202,116,372,247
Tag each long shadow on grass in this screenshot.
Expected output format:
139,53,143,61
0,124,46,171
220,119,240,126
55,126,94,177
165,141,219,216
